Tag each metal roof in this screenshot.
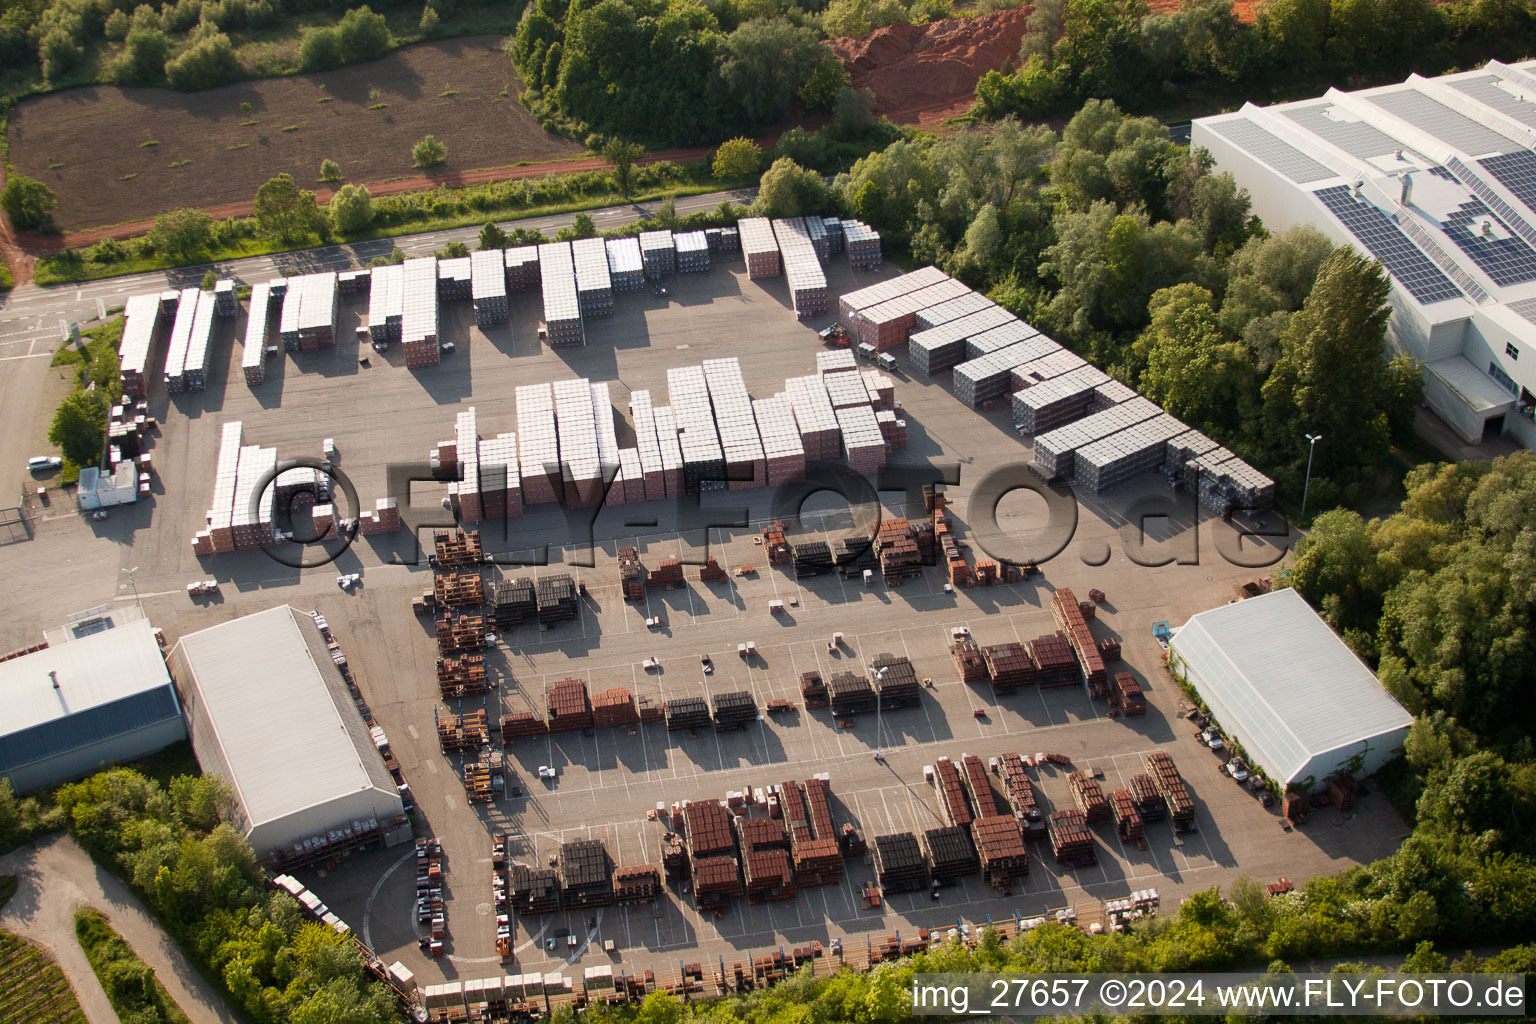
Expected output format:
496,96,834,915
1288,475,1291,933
171,606,394,829
1171,589,1412,785
1,618,174,737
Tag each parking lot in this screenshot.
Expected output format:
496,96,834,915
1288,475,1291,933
0,256,1410,984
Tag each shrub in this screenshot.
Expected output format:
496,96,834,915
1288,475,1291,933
147,208,213,261
712,137,762,179
419,4,439,32
103,8,130,39
336,6,390,62
39,27,82,83
319,158,342,182
412,134,446,168
329,184,374,233
1,175,58,231
164,30,240,90
298,25,343,71
113,27,171,86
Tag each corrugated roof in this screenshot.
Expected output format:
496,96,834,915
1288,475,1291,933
172,606,394,829
1172,589,1412,784
1,618,174,736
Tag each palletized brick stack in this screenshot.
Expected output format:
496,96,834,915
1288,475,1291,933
639,230,676,278
822,368,871,409
667,365,725,495
1075,414,1189,495
1068,770,1110,823
1031,396,1161,480
712,690,758,731
437,257,472,301
367,264,403,345
804,215,828,260
476,432,522,519
789,776,844,885
1112,789,1144,842
907,306,1018,376
337,269,369,296
194,421,243,554
1012,364,1107,434
538,242,583,346
402,257,441,368
842,219,882,269
454,407,481,522
613,865,660,904
508,862,561,914
559,838,613,908
873,832,927,892
752,396,806,486
358,496,400,534
1144,751,1195,831
1047,808,1094,866
855,277,971,350
673,230,710,273
953,336,1059,408
836,404,886,475
241,284,273,387
1130,773,1165,822
619,545,645,601
972,815,1029,890
771,218,826,317
783,376,840,460
953,636,986,680
589,381,622,502
553,377,602,507
924,825,978,880
572,237,614,316
470,248,509,324
999,753,1042,827
546,678,593,732
664,696,709,731
827,671,874,714
933,757,972,828
629,390,669,500
982,641,1033,692
652,405,685,498
515,383,561,505
822,216,843,253
535,574,579,627
501,710,547,742
504,246,540,290
962,753,998,816
874,519,921,585
683,800,741,902
965,318,1041,360
1052,588,1107,694
298,272,339,350
703,358,765,490
739,818,794,903
604,237,644,292
118,293,165,398
738,217,781,278
490,577,535,625
162,287,200,392
592,687,639,728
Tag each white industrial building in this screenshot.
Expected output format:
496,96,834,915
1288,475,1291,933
0,615,185,793
168,606,407,864
1193,60,1536,446
1169,588,1413,790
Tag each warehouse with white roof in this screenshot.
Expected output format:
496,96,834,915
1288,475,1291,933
167,605,406,863
1169,588,1412,790
1193,59,1536,447
0,615,185,793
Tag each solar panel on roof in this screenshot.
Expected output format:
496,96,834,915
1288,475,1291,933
1448,75,1536,129
1479,150,1536,220
1439,199,1536,286
1313,185,1463,304
1283,104,1406,160
1206,118,1335,183
1365,88,1520,157
1507,295,1536,324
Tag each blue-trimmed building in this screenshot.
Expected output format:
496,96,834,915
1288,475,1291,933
0,617,186,793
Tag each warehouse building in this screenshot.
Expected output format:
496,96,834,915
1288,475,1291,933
168,606,407,863
1169,589,1412,790
0,616,185,793
1193,59,1536,446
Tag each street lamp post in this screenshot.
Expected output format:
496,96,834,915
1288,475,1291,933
870,666,888,762
1301,434,1323,519
120,566,141,607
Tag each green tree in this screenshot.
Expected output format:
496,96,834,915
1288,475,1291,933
720,18,837,126
822,0,915,37
712,137,762,179
50,390,109,468
1,174,58,231
104,8,130,39
419,4,440,32
329,184,374,233
253,173,318,244
756,156,830,217
1190,170,1251,252
478,221,508,250
1139,297,1255,433
1219,225,1333,335
164,31,241,90
113,26,171,86
412,134,447,168
1257,0,1330,76
1050,99,1177,214
571,212,597,237
147,208,214,261
799,57,851,112
336,6,391,62
299,26,344,71
602,138,645,197
319,159,342,183
436,241,470,259
39,28,83,83
831,86,878,140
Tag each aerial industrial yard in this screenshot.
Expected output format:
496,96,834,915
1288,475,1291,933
0,220,1412,1017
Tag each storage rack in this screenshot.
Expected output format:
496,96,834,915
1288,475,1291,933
703,358,766,490
1129,773,1165,822
437,708,489,751
1029,633,1080,688
241,284,272,387
783,376,841,460
871,653,921,706
559,839,613,908
1052,588,1106,694
753,396,807,486
827,671,875,715
572,237,614,317
504,246,541,291
535,574,579,627
659,832,689,878
836,405,886,475
515,383,561,505
973,816,1029,890
1047,809,1095,867
402,257,441,368
952,336,1061,408
553,377,602,507
1090,377,1138,412
854,279,971,350
434,612,485,656
1068,771,1110,823
664,697,710,731
437,258,472,301
872,833,927,893
933,757,972,828
538,242,584,346
117,293,165,398
711,690,759,731
434,571,485,607
842,219,882,269
367,264,404,345
1011,364,1109,435
961,753,999,815
923,825,979,881
738,217,781,278
1031,396,1161,479
618,545,646,601
673,230,710,274
907,306,1020,376
771,218,827,317
470,249,509,325
982,642,1034,692
1144,751,1195,831
605,237,644,293
546,677,593,732
1073,414,1189,494
1112,789,1144,842
667,365,726,495
432,529,483,568
436,655,488,699
638,229,676,279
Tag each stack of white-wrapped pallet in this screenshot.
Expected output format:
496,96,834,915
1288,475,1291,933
816,348,858,376
822,368,874,410
667,365,725,495
438,258,472,301
753,395,806,485
906,306,1019,376
855,277,971,350
806,216,829,261
1090,378,1138,412
783,375,841,461
965,319,1039,359
628,389,667,501
876,408,906,448
1031,396,1161,480
703,358,765,490
573,238,614,317
639,230,676,278
862,370,895,410
652,405,685,498
297,273,339,350
838,266,945,329
214,279,237,317
1009,348,1086,392
539,242,583,346
456,407,481,522
194,420,244,555
843,220,882,269
914,292,995,332
479,432,522,519
402,257,441,368
618,447,645,504
771,218,826,317
182,288,217,391
590,381,622,499
951,335,1060,408
231,443,277,549
554,378,602,508
1011,363,1107,435
605,237,644,292
471,249,509,325
674,231,710,273
242,284,272,387
516,383,561,505
739,217,780,278
368,264,404,345
118,293,164,399
504,246,540,290
836,404,886,475
1074,414,1189,495
279,279,302,351
162,288,200,394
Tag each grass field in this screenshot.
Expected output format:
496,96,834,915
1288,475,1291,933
9,36,584,231
0,877,86,1024
75,909,192,1024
